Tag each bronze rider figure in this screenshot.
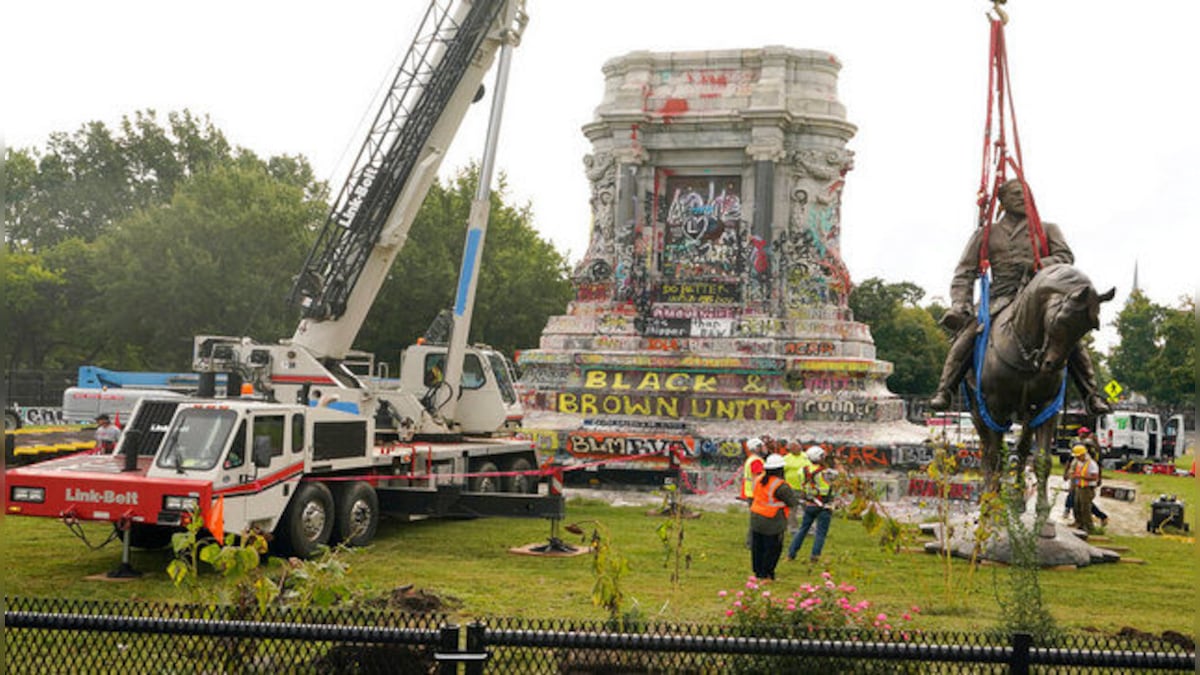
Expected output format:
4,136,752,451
929,179,1112,417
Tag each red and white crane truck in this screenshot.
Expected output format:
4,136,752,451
5,0,559,566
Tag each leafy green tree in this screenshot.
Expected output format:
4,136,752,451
850,278,948,395
358,166,572,362
90,158,324,370
0,252,66,370
1146,298,1195,406
4,110,231,251
1108,290,1162,400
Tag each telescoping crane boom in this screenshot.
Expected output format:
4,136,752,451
6,0,557,567
192,0,528,436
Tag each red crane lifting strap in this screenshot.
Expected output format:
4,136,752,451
976,11,1049,272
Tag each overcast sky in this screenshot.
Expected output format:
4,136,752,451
4,1,1196,351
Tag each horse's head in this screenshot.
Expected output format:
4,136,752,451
1039,281,1116,372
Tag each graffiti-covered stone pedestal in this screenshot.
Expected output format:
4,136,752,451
518,47,927,477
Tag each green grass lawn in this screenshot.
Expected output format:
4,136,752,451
2,470,1196,640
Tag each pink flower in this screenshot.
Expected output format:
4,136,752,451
837,583,857,593
746,581,759,590
725,609,735,617
821,571,833,580
856,600,870,611
761,591,771,598
733,601,743,608
736,591,744,598
717,590,728,597
910,605,921,614
876,613,888,622
902,613,912,621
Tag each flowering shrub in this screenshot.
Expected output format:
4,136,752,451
719,572,919,635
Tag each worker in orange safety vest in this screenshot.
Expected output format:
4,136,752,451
749,453,801,580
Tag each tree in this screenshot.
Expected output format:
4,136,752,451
850,278,948,395
358,166,572,363
89,158,325,370
1108,290,1162,400
1145,298,1195,406
0,252,66,371
4,110,232,251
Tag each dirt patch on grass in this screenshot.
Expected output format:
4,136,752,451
365,584,460,614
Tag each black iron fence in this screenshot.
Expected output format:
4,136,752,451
4,369,75,408
3,596,1195,673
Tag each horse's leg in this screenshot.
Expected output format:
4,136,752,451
979,430,1002,496
1012,429,1035,512
1032,416,1057,520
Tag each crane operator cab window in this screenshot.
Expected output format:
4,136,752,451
253,415,286,458
423,353,486,390
225,421,246,470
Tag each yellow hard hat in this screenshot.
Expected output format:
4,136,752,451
1071,445,1088,457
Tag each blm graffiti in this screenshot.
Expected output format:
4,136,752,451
662,176,746,280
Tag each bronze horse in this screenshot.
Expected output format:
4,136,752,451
965,264,1115,513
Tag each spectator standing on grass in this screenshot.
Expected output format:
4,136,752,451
94,414,121,452
788,446,838,563
749,453,801,581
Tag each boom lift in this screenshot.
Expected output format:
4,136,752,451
6,0,554,564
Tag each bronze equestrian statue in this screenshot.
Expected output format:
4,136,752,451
930,179,1112,418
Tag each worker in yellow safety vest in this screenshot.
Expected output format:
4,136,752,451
782,440,813,542
1068,444,1100,532
749,453,801,580
740,438,766,502
787,446,838,564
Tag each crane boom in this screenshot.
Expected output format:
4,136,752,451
288,0,526,361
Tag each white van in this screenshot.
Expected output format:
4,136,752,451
1097,411,1187,464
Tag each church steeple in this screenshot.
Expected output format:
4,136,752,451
1132,260,1140,294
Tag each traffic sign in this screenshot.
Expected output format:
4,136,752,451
1104,379,1123,402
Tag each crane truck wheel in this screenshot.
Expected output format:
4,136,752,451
502,457,538,494
331,481,379,548
4,408,21,431
469,461,501,493
278,482,335,558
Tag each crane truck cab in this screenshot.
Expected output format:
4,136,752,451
397,342,522,434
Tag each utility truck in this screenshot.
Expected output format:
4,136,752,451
5,0,558,564
1097,410,1187,468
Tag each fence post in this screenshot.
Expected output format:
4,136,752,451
1010,631,1031,675
465,621,489,675
438,623,460,675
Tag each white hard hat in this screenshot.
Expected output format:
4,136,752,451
763,454,786,470
805,446,826,463
745,438,764,452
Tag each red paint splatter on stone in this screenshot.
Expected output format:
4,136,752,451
658,98,689,120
